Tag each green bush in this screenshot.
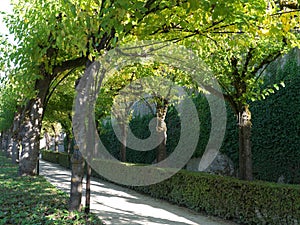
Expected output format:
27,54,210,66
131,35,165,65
41,151,71,168
99,112,179,164
132,170,300,224
250,53,300,183
58,152,71,169
41,150,59,164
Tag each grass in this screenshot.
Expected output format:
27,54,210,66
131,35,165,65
0,152,104,225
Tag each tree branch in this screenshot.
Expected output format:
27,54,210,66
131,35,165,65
53,57,87,76
241,48,254,77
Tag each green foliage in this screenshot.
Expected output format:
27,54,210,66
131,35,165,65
0,153,103,225
98,93,213,162
43,71,78,137
58,152,72,169
213,50,300,183
251,51,300,183
0,77,19,131
99,115,157,164
131,170,300,224
41,150,59,164
98,50,300,183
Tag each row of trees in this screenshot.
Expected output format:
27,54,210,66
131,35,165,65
0,0,299,210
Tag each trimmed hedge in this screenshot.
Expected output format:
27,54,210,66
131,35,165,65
41,150,71,169
58,152,72,169
132,170,300,225
41,150,59,164
41,151,300,224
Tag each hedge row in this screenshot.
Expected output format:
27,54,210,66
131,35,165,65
41,151,300,224
41,150,71,169
132,170,300,225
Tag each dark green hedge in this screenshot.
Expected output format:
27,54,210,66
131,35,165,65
58,152,71,169
91,159,300,224
41,150,71,168
99,112,180,164
41,150,59,164
132,170,300,225
251,54,300,183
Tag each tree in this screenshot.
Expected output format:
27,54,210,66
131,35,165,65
4,0,273,175
155,1,299,180
4,0,186,175
97,62,196,163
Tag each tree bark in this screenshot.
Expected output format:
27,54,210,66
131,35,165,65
44,131,51,150
12,140,20,164
1,131,6,152
156,98,168,162
18,98,43,175
6,130,13,158
69,146,85,211
18,75,51,176
238,105,253,181
51,125,59,152
12,111,21,164
85,164,91,214
64,131,71,154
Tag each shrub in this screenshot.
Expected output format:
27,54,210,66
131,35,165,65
132,170,300,224
58,152,71,169
41,150,59,164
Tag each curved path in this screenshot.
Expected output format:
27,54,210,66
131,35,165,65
40,160,237,225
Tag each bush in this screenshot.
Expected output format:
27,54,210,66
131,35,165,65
41,150,59,164
132,170,300,224
58,152,71,169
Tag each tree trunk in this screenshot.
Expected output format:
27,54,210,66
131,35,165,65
44,131,51,150
12,111,21,164
18,75,51,176
156,98,168,162
69,146,85,211
238,105,253,181
51,125,59,152
0,131,3,151
85,164,91,214
6,130,13,158
65,131,71,154
120,123,127,162
18,98,43,175
12,140,20,164
2,131,8,152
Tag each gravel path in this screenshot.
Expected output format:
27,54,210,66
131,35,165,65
40,160,237,225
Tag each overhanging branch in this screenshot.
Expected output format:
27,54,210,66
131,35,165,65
52,57,87,76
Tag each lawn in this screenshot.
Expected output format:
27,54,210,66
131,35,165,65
0,153,104,225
